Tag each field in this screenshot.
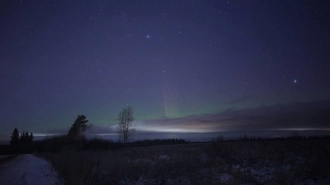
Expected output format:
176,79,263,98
38,137,330,185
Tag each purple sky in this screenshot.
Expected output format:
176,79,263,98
1,0,330,142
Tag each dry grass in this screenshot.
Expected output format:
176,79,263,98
39,138,330,185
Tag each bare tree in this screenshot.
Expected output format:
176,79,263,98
118,106,134,143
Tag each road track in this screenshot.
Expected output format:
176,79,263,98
0,154,62,185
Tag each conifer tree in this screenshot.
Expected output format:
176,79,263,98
10,128,19,145
68,115,88,138
29,132,34,142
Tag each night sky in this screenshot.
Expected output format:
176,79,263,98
1,0,330,142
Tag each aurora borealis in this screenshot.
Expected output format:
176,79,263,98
1,0,330,142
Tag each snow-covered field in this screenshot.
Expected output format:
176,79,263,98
39,138,330,185
0,154,62,185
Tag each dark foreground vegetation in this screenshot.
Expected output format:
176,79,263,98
15,136,327,185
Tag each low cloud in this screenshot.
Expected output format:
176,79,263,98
84,124,118,136
39,99,330,139
136,99,330,133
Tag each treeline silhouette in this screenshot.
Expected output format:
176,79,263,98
129,138,186,147
34,136,188,152
0,128,35,154
0,135,188,155
10,127,34,145
2,134,330,155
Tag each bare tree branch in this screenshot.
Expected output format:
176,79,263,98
118,106,134,143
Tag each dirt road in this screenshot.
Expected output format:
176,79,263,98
0,154,62,185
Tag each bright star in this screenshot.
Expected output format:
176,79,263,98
293,79,297,84
146,35,150,39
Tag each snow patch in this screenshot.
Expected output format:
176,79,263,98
217,173,232,183
158,155,170,160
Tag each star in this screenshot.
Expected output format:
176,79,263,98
1,0,329,142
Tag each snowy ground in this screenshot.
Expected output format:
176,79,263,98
0,154,62,185
0,155,13,159
38,139,330,185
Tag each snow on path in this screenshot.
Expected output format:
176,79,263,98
0,154,62,185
